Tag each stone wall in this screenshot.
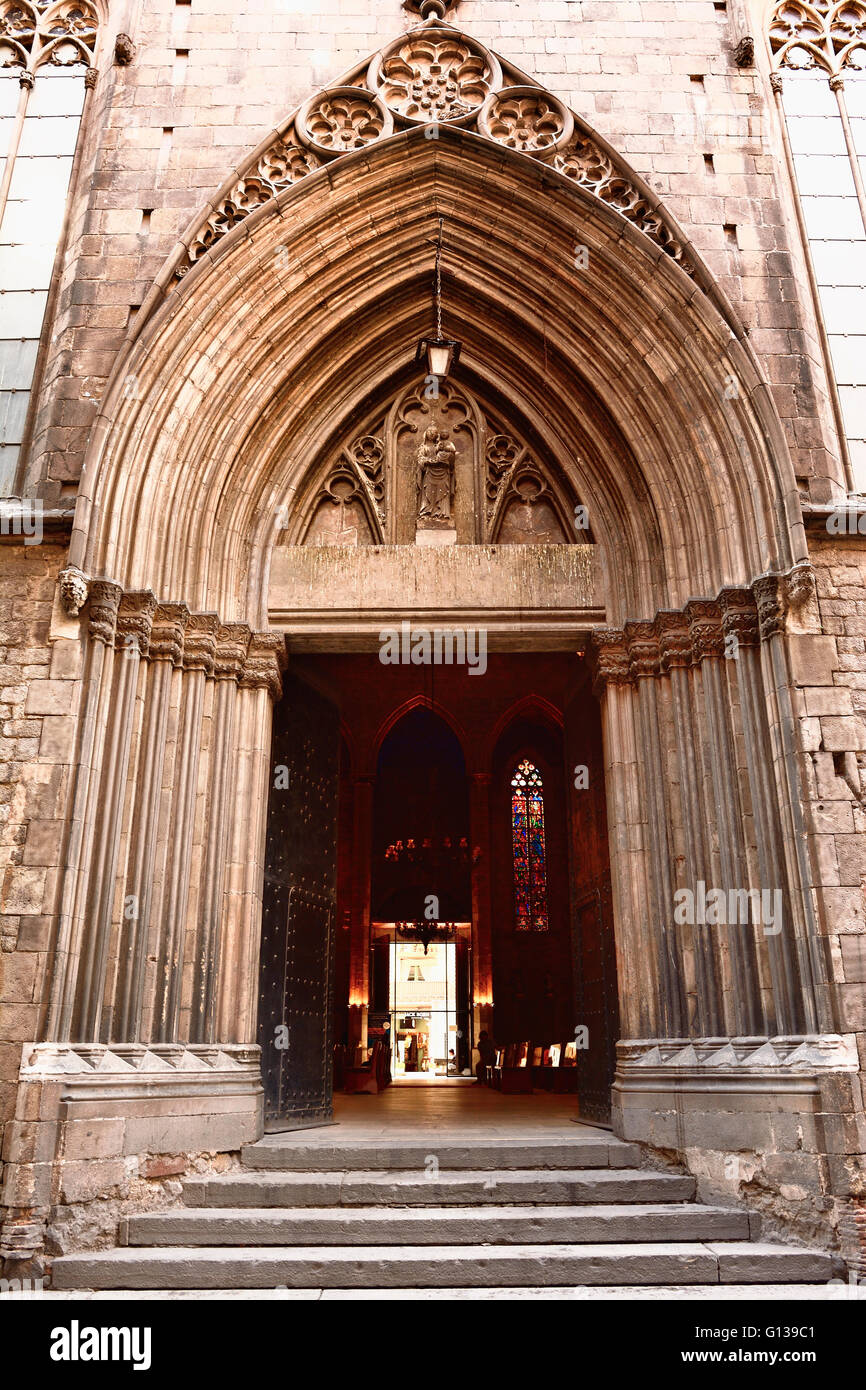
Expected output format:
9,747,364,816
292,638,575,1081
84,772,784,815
23,0,843,507
0,543,73,1132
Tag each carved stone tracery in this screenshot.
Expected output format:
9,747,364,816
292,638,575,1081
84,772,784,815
0,0,99,73
368,28,500,125
291,380,579,548
769,0,866,74
177,20,693,276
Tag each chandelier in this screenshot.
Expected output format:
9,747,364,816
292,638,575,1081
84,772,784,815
395,920,460,953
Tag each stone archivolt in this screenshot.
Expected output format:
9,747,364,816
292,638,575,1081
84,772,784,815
0,0,99,74
176,18,692,276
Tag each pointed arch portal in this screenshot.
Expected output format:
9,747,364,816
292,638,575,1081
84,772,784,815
42,14,834,1143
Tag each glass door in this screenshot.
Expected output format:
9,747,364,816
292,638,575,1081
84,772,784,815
389,938,457,1078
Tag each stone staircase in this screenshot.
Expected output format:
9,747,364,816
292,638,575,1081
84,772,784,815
51,1131,834,1292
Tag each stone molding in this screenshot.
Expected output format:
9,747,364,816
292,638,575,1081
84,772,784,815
615,1034,858,1093
174,18,693,277
17,1045,261,1100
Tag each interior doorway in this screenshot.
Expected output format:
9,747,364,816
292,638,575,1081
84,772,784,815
258,651,619,1128
373,929,472,1081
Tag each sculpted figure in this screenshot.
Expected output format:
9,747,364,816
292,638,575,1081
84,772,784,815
417,426,456,524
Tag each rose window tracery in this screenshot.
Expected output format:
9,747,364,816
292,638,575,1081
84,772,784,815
369,29,500,124
296,87,393,157
478,87,573,155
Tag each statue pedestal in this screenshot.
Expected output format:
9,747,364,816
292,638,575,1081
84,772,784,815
416,527,457,546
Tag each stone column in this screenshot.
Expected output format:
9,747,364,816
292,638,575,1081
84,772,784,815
655,610,722,1037
720,586,804,1033
47,580,122,1041
113,602,189,1042
685,598,763,1036
217,632,285,1044
754,571,827,1034
189,623,252,1043
590,629,663,1038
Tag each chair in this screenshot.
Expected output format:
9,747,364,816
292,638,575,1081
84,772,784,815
499,1039,534,1094
344,1040,387,1094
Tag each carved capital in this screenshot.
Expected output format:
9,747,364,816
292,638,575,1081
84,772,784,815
87,581,122,645
58,566,89,617
770,72,784,94
655,610,692,671
588,627,632,694
214,623,252,681
753,573,787,642
719,587,759,648
829,74,845,92
624,620,660,680
685,598,725,662
115,590,157,657
240,632,287,700
84,66,98,89
183,614,220,675
149,603,189,665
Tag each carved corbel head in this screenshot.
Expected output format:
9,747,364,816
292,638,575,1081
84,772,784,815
58,566,89,618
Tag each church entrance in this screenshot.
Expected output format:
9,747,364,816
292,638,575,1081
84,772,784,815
256,651,619,1131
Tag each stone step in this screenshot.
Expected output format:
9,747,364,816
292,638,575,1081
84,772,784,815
126,1202,753,1247
50,1241,834,1291
240,1136,641,1172
182,1168,697,1209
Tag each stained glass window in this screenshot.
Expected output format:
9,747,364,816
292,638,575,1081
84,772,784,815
510,758,548,931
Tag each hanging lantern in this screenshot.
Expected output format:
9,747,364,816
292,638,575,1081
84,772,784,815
416,215,462,380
